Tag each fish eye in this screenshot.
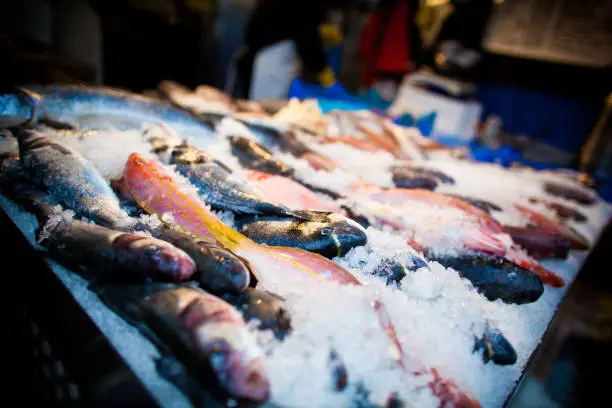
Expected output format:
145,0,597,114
320,227,333,236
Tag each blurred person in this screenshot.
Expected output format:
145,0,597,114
235,0,349,99
359,0,422,100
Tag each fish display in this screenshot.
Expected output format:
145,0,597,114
16,128,129,228
235,210,367,259
0,82,607,408
170,143,298,218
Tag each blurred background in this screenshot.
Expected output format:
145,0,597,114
0,0,611,406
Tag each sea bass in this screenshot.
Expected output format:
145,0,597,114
16,128,129,228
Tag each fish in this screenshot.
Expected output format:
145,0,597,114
372,258,428,286
504,226,570,259
101,284,270,402
41,218,196,282
357,199,508,256
514,204,589,250
153,227,251,293
473,325,517,366
276,130,338,171
120,153,354,289
356,187,506,235
391,161,455,187
158,80,233,124
120,154,480,406
503,246,565,288
16,128,129,228
320,136,383,152
0,88,38,128
14,84,214,138
444,194,502,215
429,253,544,304
228,135,294,177
8,182,196,283
234,210,367,259
244,169,342,213
223,288,292,340
169,144,299,218
391,167,439,190
527,197,588,223
543,180,597,206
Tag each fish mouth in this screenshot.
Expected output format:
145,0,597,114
327,218,368,257
231,357,270,402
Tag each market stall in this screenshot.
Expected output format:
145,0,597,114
1,83,610,408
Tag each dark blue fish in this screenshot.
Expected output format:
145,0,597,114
473,325,517,365
428,253,544,304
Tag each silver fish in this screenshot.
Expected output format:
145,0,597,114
16,128,128,228
11,84,214,138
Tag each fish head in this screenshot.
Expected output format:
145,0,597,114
203,338,270,402
198,242,251,291
294,211,368,257
170,144,214,165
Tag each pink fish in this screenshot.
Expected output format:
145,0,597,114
244,169,342,212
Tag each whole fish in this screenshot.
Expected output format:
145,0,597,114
473,325,517,366
16,128,129,228
223,288,292,340
543,180,597,206
391,163,455,186
228,135,294,177
444,194,502,215
102,284,270,402
429,253,544,304
527,197,588,223
14,84,214,138
361,187,506,235
391,167,439,190
42,218,196,282
170,144,298,218
514,204,589,250
504,226,570,259
234,210,367,259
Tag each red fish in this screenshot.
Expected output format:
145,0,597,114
320,136,384,152
505,246,565,288
514,205,589,250
244,169,342,213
